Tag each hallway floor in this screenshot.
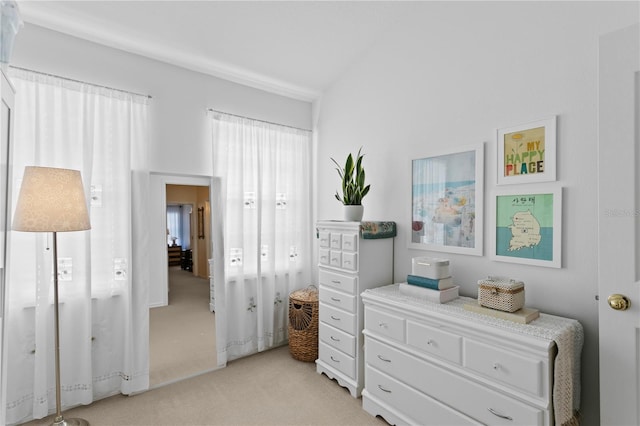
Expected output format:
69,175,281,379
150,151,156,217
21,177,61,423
149,266,217,387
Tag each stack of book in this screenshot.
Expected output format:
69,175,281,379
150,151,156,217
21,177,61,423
399,257,459,303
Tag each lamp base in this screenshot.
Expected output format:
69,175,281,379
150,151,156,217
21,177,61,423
52,417,90,426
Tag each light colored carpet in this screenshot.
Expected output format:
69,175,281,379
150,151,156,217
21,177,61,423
150,267,217,387
22,345,386,426
21,267,386,425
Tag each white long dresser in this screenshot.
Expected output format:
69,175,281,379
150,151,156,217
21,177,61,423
315,220,396,398
361,284,583,425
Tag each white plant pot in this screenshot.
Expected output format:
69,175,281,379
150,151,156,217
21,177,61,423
344,205,364,222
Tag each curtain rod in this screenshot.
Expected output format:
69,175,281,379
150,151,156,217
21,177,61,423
9,65,152,99
208,109,311,133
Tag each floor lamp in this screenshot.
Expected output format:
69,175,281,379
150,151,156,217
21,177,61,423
12,166,91,426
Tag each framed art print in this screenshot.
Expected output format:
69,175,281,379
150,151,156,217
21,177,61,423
490,186,562,268
410,143,484,256
497,116,556,185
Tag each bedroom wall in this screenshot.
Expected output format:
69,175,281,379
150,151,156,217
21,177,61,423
314,2,638,424
11,24,312,175
10,22,313,308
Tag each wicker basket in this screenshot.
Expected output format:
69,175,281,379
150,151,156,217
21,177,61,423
288,286,319,362
478,276,525,312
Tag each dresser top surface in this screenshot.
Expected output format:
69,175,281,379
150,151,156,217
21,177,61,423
362,284,582,344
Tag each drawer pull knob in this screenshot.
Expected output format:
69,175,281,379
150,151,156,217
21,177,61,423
330,297,341,302
427,339,434,345
330,356,340,363
330,315,341,321
493,363,501,370
378,385,392,393
488,408,513,420
331,280,341,284
330,336,340,342
378,322,388,328
377,355,391,363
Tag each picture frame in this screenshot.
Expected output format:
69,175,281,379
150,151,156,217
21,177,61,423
490,186,562,268
198,206,205,239
497,116,556,185
409,143,484,256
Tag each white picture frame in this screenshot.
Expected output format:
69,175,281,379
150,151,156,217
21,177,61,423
490,185,562,268
497,116,557,185
409,143,484,256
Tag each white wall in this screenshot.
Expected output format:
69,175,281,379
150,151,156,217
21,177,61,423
11,23,313,176
10,23,313,309
314,2,638,424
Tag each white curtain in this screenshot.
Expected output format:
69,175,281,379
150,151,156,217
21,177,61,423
211,111,312,366
5,68,150,424
166,205,182,246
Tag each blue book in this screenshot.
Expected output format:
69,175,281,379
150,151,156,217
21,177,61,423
407,274,454,290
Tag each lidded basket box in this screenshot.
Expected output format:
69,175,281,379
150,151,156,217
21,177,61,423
478,276,524,313
412,257,451,279
288,286,319,362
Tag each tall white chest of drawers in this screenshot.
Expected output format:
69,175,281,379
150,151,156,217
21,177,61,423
361,284,582,426
315,221,395,398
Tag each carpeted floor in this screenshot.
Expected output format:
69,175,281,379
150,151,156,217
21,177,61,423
20,267,387,426
23,344,386,426
150,266,217,387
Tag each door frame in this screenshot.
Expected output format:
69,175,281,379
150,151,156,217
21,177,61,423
149,172,213,308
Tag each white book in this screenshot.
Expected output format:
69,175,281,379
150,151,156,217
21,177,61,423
399,282,459,303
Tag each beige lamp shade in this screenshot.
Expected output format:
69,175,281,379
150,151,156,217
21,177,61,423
12,166,91,232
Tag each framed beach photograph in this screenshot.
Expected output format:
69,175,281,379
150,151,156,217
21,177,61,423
497,116,556,185
409,143,484,256
490,186,562,268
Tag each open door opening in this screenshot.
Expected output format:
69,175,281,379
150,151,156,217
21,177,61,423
148,175,218,388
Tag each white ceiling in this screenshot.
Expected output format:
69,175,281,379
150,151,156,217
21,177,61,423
17,0,415,101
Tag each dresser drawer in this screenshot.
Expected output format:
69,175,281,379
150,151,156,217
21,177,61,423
329,232,342,249
464,339,544,397
329,250,342,268
319,269,356,294
365,366,480,425
320,303,356,334
366,338,544,425
319,322,356,356
341,232,358,252
319,341,356,379
319,285,356,312
318,248,330,266
364,306,405,343
318,231,330,248
407,320,462,365
341,251,357,271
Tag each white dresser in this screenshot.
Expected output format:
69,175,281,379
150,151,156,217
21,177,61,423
361,284,582,425
315,221,395,398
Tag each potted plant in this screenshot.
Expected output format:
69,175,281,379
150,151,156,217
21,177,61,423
331,147,370,221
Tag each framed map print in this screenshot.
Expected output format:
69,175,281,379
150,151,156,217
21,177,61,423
410,143,484,256
497,116,556,185
490,186,562,268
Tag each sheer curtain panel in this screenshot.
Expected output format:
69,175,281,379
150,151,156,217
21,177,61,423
4,68,150,424
211,111,312,366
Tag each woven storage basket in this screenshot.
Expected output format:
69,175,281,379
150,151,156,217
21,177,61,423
478,276,525,313
288,286,319,362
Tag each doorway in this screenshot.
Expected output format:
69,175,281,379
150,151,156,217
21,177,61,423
148,174,218,387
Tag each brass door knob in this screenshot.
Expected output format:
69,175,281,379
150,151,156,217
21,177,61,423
608,294,631,311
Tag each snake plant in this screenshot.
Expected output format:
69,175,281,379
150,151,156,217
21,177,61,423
331,147,370,205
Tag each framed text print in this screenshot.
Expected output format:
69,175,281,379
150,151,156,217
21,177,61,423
497,116,556,185
410,143,484,256
490,186,562,268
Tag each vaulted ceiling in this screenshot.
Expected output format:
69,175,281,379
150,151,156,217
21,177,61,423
18,1,415,101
